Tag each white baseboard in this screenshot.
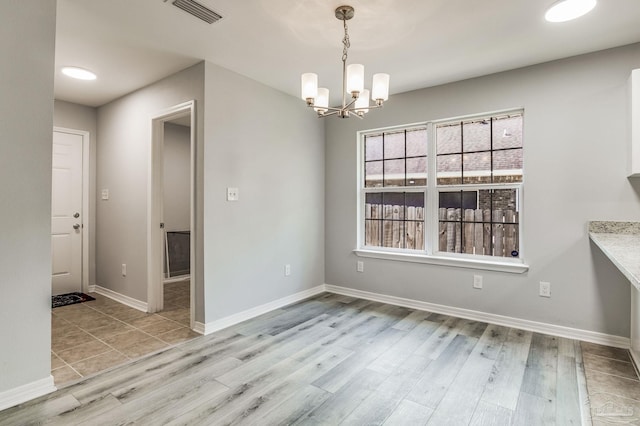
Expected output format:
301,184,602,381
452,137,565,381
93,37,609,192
197,285,326,335
164,275,190,284
324,284,630,349
92,285,148,313
0,376,56,412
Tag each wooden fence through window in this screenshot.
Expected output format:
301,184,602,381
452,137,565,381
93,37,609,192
364,204,519,257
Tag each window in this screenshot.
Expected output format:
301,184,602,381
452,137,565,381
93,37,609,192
363,127,428,250
358,110,525,271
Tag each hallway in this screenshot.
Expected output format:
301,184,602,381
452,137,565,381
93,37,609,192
51,280,197,386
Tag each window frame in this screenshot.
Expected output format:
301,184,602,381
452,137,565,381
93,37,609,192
355,109,528,274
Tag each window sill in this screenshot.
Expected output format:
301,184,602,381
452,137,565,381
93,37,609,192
353,249,529,274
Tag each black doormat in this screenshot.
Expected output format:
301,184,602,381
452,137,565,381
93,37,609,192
52,292,95,309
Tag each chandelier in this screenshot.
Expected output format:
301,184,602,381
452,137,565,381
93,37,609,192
300,5,390,119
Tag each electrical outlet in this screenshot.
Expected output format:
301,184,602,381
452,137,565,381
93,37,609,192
285,264,291,276
473,275,483,289
101,189,109,200
540,281,551,298
121,263,126,276
226,187,239,201
357,261,364,272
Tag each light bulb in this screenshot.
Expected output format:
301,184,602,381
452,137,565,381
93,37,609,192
301,73,318,101
346,64,364,96
372,73,390,102
355,89,370,114
314,88,329,114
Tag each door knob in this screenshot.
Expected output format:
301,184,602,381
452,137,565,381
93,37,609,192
73,224,80,230
73,212,80,218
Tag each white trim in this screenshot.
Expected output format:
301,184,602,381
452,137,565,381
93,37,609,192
93,285,148,312
193,321,206,335
53,127,90,293
148,100,197,334
324,284,630,348
354,249,529,274
197,285,326,335
164,275,190,284
0,376,56,411
630,349,640,376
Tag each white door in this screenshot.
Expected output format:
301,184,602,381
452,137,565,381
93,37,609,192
51,131,83,295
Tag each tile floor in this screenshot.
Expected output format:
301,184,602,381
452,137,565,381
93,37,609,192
581,341,640,424
51,280,199,387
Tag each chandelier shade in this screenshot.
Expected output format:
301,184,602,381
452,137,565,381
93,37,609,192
301,73,318,101
300,5,390,119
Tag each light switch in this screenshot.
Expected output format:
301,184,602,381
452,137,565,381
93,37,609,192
227,187,239,201
101,189,109,200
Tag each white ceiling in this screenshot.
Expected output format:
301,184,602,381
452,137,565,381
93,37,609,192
55,0,640,108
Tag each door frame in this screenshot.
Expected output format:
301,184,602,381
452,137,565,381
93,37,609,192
148,100,196,330
53,127,90,293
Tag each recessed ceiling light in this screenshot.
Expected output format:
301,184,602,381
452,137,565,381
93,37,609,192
61,67,97,81
545,0,597,22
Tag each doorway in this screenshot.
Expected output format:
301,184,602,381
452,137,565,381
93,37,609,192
51,128,90,295
149,101,196,330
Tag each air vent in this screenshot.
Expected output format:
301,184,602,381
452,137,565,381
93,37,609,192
172,0,222,24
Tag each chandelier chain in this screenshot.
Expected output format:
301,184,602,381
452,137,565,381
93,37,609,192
342,18,350,63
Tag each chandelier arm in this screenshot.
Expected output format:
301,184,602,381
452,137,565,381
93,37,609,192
352,104,383,112
313,106,344,112
343,96,358,110
319,111,340,118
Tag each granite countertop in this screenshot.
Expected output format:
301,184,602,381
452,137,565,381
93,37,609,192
589,221,640,290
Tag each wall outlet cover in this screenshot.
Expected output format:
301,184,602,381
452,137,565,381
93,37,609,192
540,281,551,298
473,275,483,289
227,187,239,201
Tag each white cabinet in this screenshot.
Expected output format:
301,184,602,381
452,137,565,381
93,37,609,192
629,69,640,177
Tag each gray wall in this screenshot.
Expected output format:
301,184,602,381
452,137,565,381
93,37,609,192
53,100,98,287
0,0,56,393
96,63,205,305
163,123,190,233
95,60,325,326
325,43,640,337
203,62,325,322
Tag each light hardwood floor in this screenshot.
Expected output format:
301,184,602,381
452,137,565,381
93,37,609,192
1,292,637,424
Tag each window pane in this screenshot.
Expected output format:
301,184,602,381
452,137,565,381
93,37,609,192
439,188,519,257
437,154,462,185
365,161,383,188
493,115,523,150
382,193,406,220
365,193,382,219
463,152,491,184
406,157,427,186
490,189,519,258
365,135,383,161
437,192,462,253
463,120,491,152
364,193,383,247
406,128,428,157
492,149,523,183
364,192,426,249
384,131,405,159
436,123,461,155
384,159,405,187
382,192,405,248
405,192,425,250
